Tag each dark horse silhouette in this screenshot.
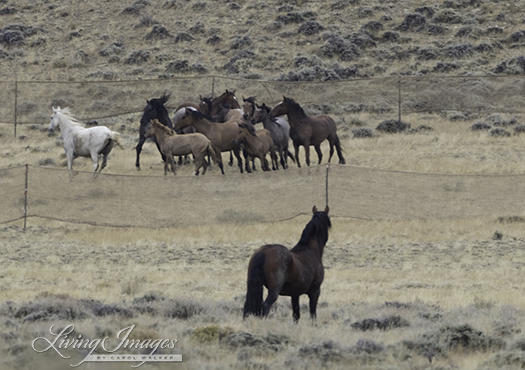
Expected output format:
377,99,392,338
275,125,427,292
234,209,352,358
270,96,345,167
243,206,331,322
136,93,173,170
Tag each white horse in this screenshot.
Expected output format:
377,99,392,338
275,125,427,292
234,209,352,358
49,107,124,174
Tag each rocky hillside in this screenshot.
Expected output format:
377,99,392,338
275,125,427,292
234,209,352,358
0,0,524,82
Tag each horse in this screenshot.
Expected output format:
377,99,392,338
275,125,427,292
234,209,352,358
136,93,173,170
243,206,331,322
232,123,277,172
48,107,124,175
174,107,245,174
199,89,241,118
145,119,218,176
252,103,295,169
269,96,345,167
242,96,257,119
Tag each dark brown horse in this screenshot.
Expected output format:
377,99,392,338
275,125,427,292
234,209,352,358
243,206,331,322
199,89,241,118
269,96,345,167
174,107,245,174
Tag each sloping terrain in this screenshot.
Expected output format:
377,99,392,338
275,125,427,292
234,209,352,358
0,0,524,82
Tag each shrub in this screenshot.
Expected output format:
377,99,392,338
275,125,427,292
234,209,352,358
145,25,171,40
165,59,189,73
352,127,373,138
276,12,304,24
139,13,157,27
362,21,383,32
124,50,150,64
376,119,410,133
231,35,252,49
396,13,427,32
174,32,194,43
490,128,511,137
470,121,491,131
433,9,464,24
0,30,24,48
350,315,410,331
298,21,324,36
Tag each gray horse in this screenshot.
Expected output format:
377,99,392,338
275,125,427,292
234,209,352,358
252,103,295,169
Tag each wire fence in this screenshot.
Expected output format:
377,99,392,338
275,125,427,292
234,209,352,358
1,164,524,229
2,74,525,136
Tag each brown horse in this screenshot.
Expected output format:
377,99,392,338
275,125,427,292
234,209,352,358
232,123,278,172
242,96,257,119
200,89,241,118
145,119,219,175
174,107,245,174
269,96,345,167
243,206,331,322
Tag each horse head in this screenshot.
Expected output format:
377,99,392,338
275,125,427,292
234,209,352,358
174,107,200,131
140,93,172,127
269,98,288,118
49,106,64,131
242,96,256,118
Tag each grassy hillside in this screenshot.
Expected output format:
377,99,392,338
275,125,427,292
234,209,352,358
1,0,525,82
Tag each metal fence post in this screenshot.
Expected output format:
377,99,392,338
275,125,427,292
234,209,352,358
14,81,18,137
325,163,330,208
23,164,28,232
398,77,402,124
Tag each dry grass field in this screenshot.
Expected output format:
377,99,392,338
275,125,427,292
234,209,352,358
2,0,525,369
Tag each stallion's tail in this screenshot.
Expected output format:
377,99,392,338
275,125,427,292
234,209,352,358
111,131,125,149
243,252,266,318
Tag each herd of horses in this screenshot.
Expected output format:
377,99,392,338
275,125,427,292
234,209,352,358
136,90,346,176
48,90,337,322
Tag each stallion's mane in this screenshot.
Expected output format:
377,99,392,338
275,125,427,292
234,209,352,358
292,211,331,252
56,107,82,126
153,92,170,105
284,97,307,116
152,119,174,136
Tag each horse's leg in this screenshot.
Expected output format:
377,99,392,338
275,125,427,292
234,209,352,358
90,151,100,172
293,142,301,168
279,147,285,169
215,148,225,175
314,144,323,165
233,148,244,173
135,135,147,170
262,288,280,317
327,140,335,163
99,154,108,172
155,141,167,164
228,151,234,167
243,150,252,173
335,134,346,164
308,287,321,320
291,296,300,322
304,143,311,166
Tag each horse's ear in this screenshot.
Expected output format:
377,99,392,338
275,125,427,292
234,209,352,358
256,103,260,108
146,99,150,104
312,206,318,214
324,205,329,215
